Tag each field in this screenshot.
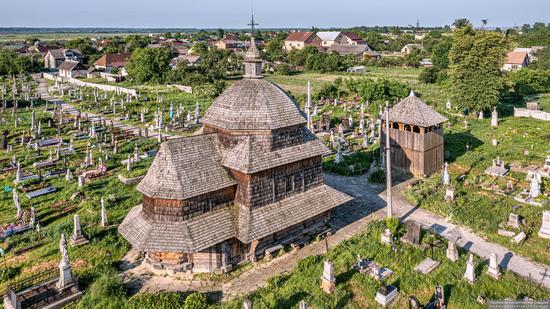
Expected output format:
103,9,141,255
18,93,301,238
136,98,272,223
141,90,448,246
265,66,422,97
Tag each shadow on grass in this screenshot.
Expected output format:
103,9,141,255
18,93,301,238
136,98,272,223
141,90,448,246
279,291,308,308
444,132,483,163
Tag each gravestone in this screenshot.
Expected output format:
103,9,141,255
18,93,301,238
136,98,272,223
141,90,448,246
434,285,445,308
242,299,252,309
507,213,521,229
445,188,455,202
401,221,421,245
446,240,459,262
57,233,74,288
320,259,335,293
408,296,421,309
463,254,475,283
538,211,550,239
511,232,526,244
70,214,89,246
375,283,398,306
491,107,498,127
381,229,393,244
487,252,501,279
442,162,450,186
414,258,441,274
299,300,309,309
530,174,540,198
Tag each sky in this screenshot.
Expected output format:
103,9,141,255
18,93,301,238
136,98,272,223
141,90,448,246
1,0,549,29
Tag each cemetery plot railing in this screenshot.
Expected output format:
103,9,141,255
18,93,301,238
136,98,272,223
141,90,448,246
2,267,58,296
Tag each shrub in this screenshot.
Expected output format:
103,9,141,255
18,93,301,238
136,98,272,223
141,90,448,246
184,292,208,309
0,266,19,282
77,272,127,309
128,292,185,309
385,216,399,234
276,63,291,75
419,67,438,84
368,168,385,183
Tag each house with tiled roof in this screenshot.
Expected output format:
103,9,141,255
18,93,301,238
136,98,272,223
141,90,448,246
340,32,367,45
118,37,352,274
503,51,529,71
284,31,321,51
94,52,132,73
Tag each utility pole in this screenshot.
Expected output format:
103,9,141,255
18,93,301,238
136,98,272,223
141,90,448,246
385,101,392,218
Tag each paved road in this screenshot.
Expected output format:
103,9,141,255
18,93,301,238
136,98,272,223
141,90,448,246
34,75,179,141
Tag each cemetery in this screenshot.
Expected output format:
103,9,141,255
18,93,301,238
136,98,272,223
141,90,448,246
0,16,549,307
405,113,550,266
0,64,549,307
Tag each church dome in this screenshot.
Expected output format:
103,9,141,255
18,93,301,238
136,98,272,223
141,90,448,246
201,77,306,131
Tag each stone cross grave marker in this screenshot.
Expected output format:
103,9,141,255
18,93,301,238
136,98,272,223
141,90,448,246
539,211,550,239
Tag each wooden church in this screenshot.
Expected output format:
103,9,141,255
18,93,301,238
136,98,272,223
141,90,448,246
381,91,448,176
118,37,352,273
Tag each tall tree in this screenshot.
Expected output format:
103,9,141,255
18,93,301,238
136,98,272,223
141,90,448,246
448,26,508,112
126,48,171,83
452,18,472,29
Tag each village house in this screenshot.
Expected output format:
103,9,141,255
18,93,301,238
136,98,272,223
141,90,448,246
118,37,352,274
58,60,87,78
44,49,84,69
381,91,447,176
339,32,368,45
503,51,529,71
326,44,373,61
215,35,246,52
401,44,422,54
94,52,132,73
514,46,545,62
170,55,202,68
316,31,343,47
27,43,60,56
284,31,321,51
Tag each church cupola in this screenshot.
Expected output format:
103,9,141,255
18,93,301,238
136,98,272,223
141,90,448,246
244,37,263,79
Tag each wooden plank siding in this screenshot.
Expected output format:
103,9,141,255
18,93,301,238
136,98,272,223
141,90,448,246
381,125,444,176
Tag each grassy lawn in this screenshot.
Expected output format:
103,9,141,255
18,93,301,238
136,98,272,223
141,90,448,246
265,66,422,96
538,93,550,111
218,220,550,308
405,114,550,266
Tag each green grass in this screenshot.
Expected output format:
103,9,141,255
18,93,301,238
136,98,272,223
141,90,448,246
265,66,422,97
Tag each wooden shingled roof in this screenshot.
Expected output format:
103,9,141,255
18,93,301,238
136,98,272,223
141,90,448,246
137,134,236,200
119,184,353,252
201,78,306,131
383,91,448,127
221,135,330,174
118,205,236,253
236,184,353,243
